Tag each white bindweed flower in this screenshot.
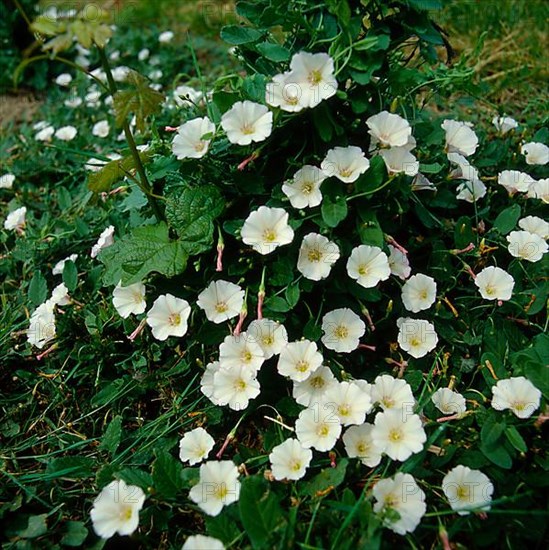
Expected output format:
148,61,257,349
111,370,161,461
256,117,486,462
372,473,426,535
321,308,366,353
146,294,191,340
474,266,514,301
506,230,548,262
370,375,415,411
246,318,288,359
442,465,493,516
4,206,27,231
456,178,487,203
401,273,437,313
277,340,323,382
50,283,70,306
292,365,337,407
346,245,391,288
241,206,294,255
492,115,518,134
269,438,313,481
197,280,244,324
442,119,478,157
182,535,225,550
212,366,260,411
388,245,411,280
322,381,372,425
90,479,146,539
321,146,370,183
342,423,382,467
179,427,215,465
0,173,15,189
411,172,436,192
112,281,146,318
220,100,273,145
219,332,265,374
397,317,438,358
282,165,326,208
265,72,306,112
366,111,411,148
174,85,203,107
297,233,340,281
491,376,541,419
201,361,222,405
92,120,110,138
35,125,55,141
447,152,479,181
90,225,115,258
521,142,549,165
55,73,72,87
371,409,426,461
189,461,240,516
518,216,549,240
52,254,78,276
497,170,535,194
138,48,150,61
295,406,342,451
527,178,549,202
27,301,56,349
159,30,174,43
54,125,78,141
172,117,215,159
431,388,466,415
379,147,419,176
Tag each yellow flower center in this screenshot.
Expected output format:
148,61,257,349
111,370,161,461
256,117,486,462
334,325,349,339
485,284,495,296
169,313,181,326
296,360,309,372
340,168,352,178
388,428,403,442
338,404,350,417
409,337,421,348
309,376,325,389
307,248,323,262
194,141,206,152
419,289,428,300
308,69,323,85
263,335,274,346
301,182,314,194
356,442,368,454
382,397,394,408
456,485,470,500
290,460,302,471
358,264,369,276
384,494,398,507
216,484,229,499
119,505,133,521
241,350,253,363
513,401,526,412
215,301,228,313
263,229,277,242
234,378,247,391
317,424,330,437
241,123,256,135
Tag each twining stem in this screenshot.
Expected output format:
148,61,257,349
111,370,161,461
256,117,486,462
96,47,164,222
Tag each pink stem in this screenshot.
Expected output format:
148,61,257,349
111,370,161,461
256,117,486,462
216,244,224,272
216,434,234,460
386,236,408,255
164,125,180,132
128,319,147,341
237,151,259,171
464,265,476,280
453,243,475,255
358,343,376,352
437,413,461,423
36,344,57,360
257,291,265,320
233,310,247,336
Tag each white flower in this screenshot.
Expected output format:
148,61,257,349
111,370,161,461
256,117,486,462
220,100,273,145
189,461,240,516
4,206,27,231
286,51,338,108
297,233,340,281
371,409,426,461
518,215,549,239
295,406,342,451
149,69,163,81
282,165,326,208
442,119,478,157
90,225,115,258
179,427,215,465
212,366,260,411
113,281,146,318
33,120,49,131
474,266,515,301
527,178,549,202
246,318,288,359
321,308,365,353
27,301,56,349
397,317,438,358
219,332,265,375
90,479,146,539
85,89,102,107
388,245,411,280
432,388,466,415
491,376,541,419
182,535,225,550
322,381,372,425
277,340,323,382
146,294,191,341
447,152,479,181
265,72,306,113
92,120,110,138
346,245,391,288
159,30,174,43
54,125,78,141
292,365,337,407
55,73,72,87
498,170,535,194
379,147,419,176
201,361,222,405
172,117,215,160
269,438,313,480
342,423,382,467
411,172,436,192
366,111,411,148
372,473,426,535
138,48,150,61
506,230,548,262
50,283,70,306
35,125,55,141
197,280,244,324
52,254,78,276
442,465,493,516
321,146,370,183
370,375,415,411
241,206,294,255
521,142,549,165
401,273,437,313
111,66,131,82
492,116,518,134
0,173,15,189
174,85,203,107
456,178,487,203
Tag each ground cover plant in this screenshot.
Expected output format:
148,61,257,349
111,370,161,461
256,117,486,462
1,0,548,549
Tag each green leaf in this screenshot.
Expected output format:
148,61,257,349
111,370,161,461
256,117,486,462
481,417,505,447
17,514,48,539
98,223,188,286
45,457,95,480
239,476,286,549
322,196,348,228
62,260,78,292
480,441,512,469
117,468,153,491
264,296,291,313
454,216,475,249
28,271,48,306
256,42,290,62
354,155,386,194
60,521,88,547
87,151,152,193
220,25,262,45
357,210,384,247
152,451,183,499
494,204,521,235
285,283,300,309
301,459,348,498
99,416,122,455
505,426,527,453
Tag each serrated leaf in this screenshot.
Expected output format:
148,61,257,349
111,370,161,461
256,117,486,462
28,271,48,306
99,416,122,455
17,514,48,539
87,151,152,193
301,459,348,498
321,196,348,228
220,25,262,45
98,223,188,286
256,42,290,61
60,521,88,547
494,204,521,235
62,260,78,292
152,451,183,499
